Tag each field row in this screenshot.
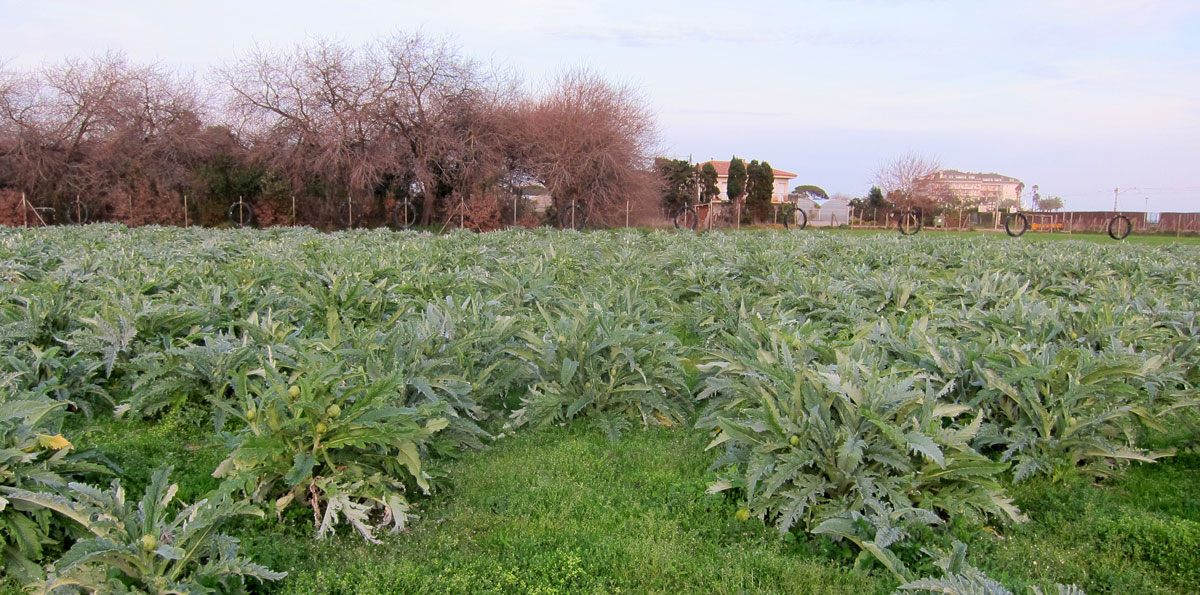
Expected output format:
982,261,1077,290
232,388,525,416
1,225,1198,592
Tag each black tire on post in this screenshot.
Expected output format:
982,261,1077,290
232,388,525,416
1005,212,1029,237
391,199,419,229
1108,214,1132,240
898,209,922,236
227,201,255,228
559,202,586,230
336,200,357,228
673,205,698,230
783,206,808,230
66,200,89,224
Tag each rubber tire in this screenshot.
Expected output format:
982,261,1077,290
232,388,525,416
783,207,808,230
559,203,587,230
391,199,419,229
898,210,922,236
674,205,698,230
336,201,357,228
1005,212,1029,237
227,201,255,228
1108,215,1132,240
66,201,89,224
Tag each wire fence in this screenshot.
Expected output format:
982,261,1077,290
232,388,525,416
847,208,1200,236
7,188,1200,236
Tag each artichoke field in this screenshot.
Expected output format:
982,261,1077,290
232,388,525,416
1,225,1197,591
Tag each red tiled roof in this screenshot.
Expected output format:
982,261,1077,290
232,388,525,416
701,160,797,179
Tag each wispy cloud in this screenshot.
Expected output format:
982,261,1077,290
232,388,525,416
541,23,769,47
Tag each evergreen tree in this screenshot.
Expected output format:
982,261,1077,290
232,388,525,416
727,157,746,204
699,163,720,203
655,157,697,213
745,160,775,222
865,186,890,211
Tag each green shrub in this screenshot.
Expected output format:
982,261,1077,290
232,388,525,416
3,466,283,593
0,397,108,581
700,340,1022,580
971,345,1170,482
211,354,449,542
506,290,689,436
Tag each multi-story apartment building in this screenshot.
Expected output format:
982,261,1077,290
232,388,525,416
921,170,1025,211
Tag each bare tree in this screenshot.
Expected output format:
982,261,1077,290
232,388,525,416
373,33,487,224
3,34,661,229
517,69,659,226
220,34,517,226
873,151,941,211
220,39,394,218
0,53,209,224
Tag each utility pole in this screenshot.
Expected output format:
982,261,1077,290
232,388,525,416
1114,187,1137,212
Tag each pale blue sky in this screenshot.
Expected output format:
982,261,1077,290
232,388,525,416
3,0,1198,211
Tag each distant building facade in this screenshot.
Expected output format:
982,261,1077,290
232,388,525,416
811,197,851,226
700,160,797,203
922,170,1025,211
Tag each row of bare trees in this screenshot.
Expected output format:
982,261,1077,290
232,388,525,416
0,53,211,224
0,33,660,229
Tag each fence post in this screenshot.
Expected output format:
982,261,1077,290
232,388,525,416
183,194,188,227
626,199,630,228
21,192,28,228
292,195,297,226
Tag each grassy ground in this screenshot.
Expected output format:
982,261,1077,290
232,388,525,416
976,453,1200,594
254,425,888,595
48,412,1198,595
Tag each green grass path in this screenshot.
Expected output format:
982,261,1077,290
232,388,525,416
259,425,886,594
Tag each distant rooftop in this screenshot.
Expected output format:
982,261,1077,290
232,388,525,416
931,170,1022,184
701,160,798,179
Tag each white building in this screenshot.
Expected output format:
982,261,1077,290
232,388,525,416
921,170,1025,211
700,160,797,203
